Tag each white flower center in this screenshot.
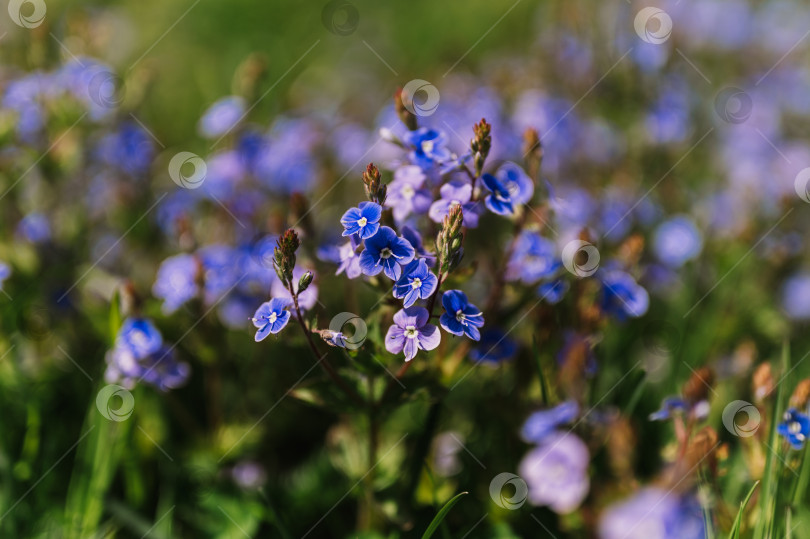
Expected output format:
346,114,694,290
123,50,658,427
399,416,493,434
456,310,466,323
358,216,368,227
380,247,393,259
405,325,418,339
401,185,415,199
450,200,461,208
411,278,422,290
422,140,434,153
268,312,277,324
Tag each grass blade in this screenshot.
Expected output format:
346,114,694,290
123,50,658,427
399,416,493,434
728,480,759,539
422,491,468,539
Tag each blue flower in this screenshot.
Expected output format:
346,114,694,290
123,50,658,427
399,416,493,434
521,400,580,443
402,128,452,170
96,122,154,177
600,488,705,539
117,318,163,358
428,181,481,228
393,259,438,307
470,329,518,364
251,298,291,341
16,213,51,243
778,408,810,449
519,431,590,513
340,201,382,240
439,290,484,341
0,262,11,290
385,165,432,221
649,397,688,421
335,237,363,279
481,173,514,215
506,231,560,283
358,226,415,280
495,162,534,205
152,254,200,314
401,225,436,267
537,279,568,304
600,270,650,320
198,96,246,139
385,306,440,361
653,216,703,268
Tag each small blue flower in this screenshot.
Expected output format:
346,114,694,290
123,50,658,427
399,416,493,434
649,397,688,421
198,96,246,139
506,231,560,283
358,226,415,280
439,290,484,341
340,201,382,240
335,237,363,279
0,262,10,290
251,298,291,341
402,128,452,170
16,213,51,243
117,318,163,359
521,400,580,443
428,181,481,228
152,254,200,314
537,279,568,304
495,162,534,205
470,329,518,364
778,408,810,449
385,306,441,361
393,259,438,308
653,216,703,268
481,173,514,216
600,270,650,320
401,225,436,267
385,165,432,221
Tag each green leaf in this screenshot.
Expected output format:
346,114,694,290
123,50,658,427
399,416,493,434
728,480,759,539
422,491,468,539
109,287,122,347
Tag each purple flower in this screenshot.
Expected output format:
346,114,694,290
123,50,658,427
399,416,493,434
251,298,291,341
495,162,534,205
198,96,246,139
359,226,415,280
439,290,484,341
600,270,650,319
600,488,705,539
385,165,432,221
0,262,11,290
653,216,703,268
153,254,200,314
336,237,362,279
340,201,382,240
518,431,589,514
402,128,452,170
470,329,518,364
521,401,580,443
481,173,514,215
96,122,154,177
428,181,481,228
781,273,810,320
778,408,810,449
385,306,440,361
393,259,438,307
271,268,318,311
506,231,560,283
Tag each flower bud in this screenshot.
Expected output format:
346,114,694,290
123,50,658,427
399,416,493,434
395,88,418,131
790,379,810,409
297,271,313,294
523,127,543,180
274,229,300,286
471,118,491,177
362,163,387,205
436,204,464,274
682,366,714,406
752,362,774,403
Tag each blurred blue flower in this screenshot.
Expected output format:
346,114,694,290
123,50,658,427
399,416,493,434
439,290,484,341
519,431,589,514
335,237,363,279
16,213,51,243
521,400,579,443
600,270,649,319
781,274,810,320
428,181,481,228
600,488,705,539
481,173,514,216
0,262,11,290
778,408,810,449
358,226,415,280
252,298,291,341
340,201,382,240
198,96,245,139
401,225,436,267
648,396,688,421
537,279,568,304
385,165,432,221
495,162,533,205
506,231,560,283
469,329,517,364
118,318,163,358
402,128,452,170
393,259,438,308
385,306,440,361
97,122,155,176
653,216,703,268
153,254,200,314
